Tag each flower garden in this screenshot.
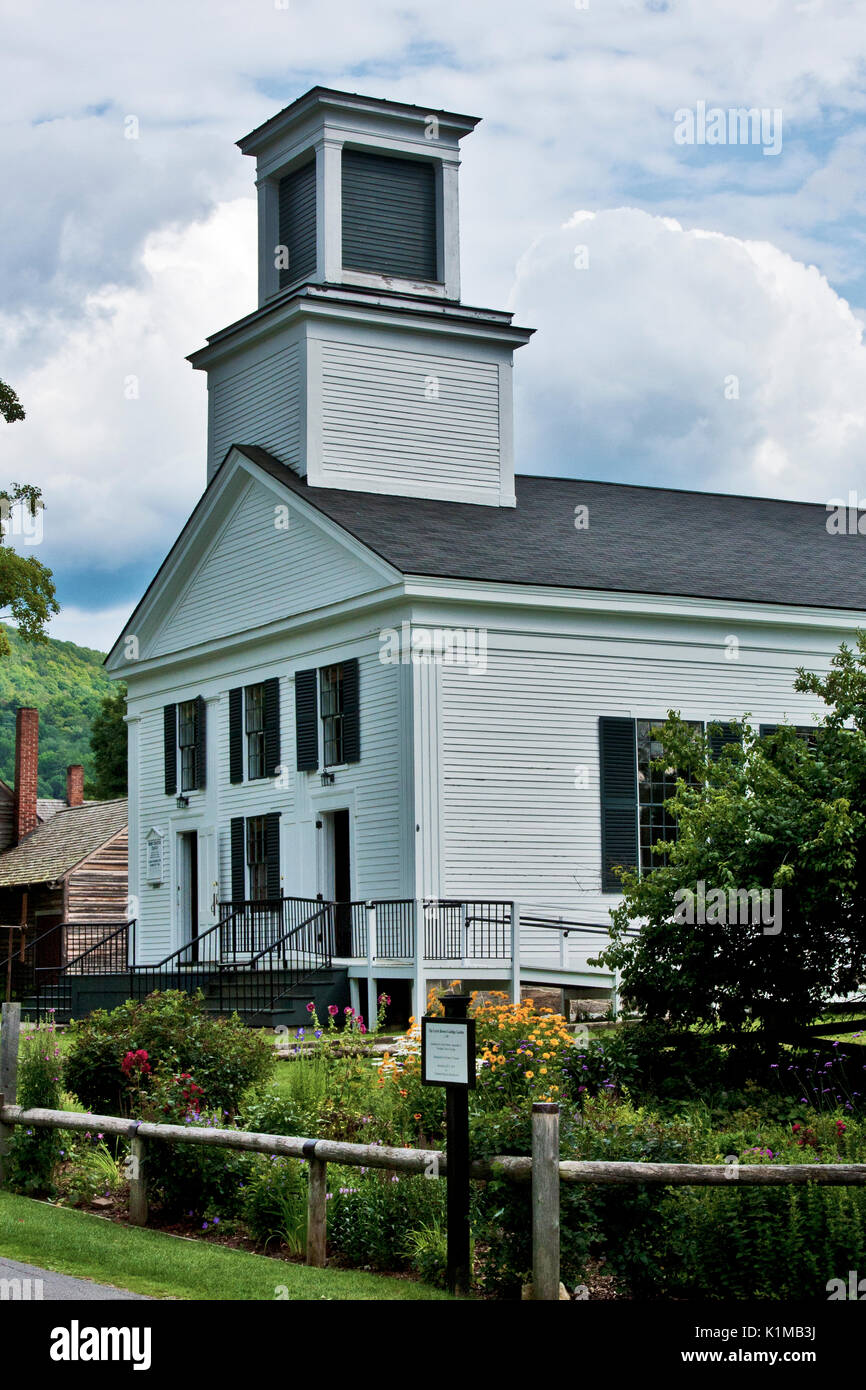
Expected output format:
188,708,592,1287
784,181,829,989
4,987,866,1299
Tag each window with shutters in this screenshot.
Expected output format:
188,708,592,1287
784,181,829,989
245,684,265,780
178,701,198,793
247,816,268,901
637,719,702,871
320,664,345,767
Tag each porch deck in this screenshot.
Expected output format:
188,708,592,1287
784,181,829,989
2,897,622,1025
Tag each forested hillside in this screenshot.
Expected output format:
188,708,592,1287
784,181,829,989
0,624,113,796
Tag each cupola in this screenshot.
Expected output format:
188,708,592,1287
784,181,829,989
237,87,479,305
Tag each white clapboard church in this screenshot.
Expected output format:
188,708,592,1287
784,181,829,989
104,86,866,1028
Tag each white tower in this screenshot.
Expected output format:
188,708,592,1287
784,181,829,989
190,87,533,507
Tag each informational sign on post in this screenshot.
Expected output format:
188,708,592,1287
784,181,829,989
421,995,475,1296
421,1017,476,1089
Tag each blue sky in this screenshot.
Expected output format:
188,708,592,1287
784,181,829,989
2,0,866,650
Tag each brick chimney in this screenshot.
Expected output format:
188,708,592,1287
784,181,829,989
66,764,84,807
14,707,39,842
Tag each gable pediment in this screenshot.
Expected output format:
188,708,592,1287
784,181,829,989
106,448,398,668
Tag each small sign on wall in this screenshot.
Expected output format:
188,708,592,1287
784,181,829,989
145,827,166,885
421,1016,476,1089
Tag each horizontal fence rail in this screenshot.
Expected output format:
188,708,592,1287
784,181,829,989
3,1104,866,1186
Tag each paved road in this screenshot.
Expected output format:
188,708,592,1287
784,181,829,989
0,1255,151,1300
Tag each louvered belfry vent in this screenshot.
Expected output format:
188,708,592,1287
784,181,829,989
342,150,437,282
278,159,317,289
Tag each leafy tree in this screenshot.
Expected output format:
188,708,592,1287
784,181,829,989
598,636,866,1033
88,684,128,797
0,380,59,653
0,377,25,424
0,623,113,797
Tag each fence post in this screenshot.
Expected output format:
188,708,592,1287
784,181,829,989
128,1134,148,1227
532,1101,560,1300
365,902,378,1032
0,1002,21,1185
306,1151,328,1267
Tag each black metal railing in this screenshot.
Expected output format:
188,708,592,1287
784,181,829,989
218,897,324,958
423,899,513,961
343,900,416,960
31,920,135,1021
223,904,334,1022
2,919,135,1017
131,899,333,1014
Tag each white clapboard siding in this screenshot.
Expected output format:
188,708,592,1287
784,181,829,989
437,632,840,929
151,478,384,657
207,340,302,481
318,340,501,495
131,638,407,960
135,704,175,963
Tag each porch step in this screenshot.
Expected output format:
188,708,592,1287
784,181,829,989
197,966,351,1028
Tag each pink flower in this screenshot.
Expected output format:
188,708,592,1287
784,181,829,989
344,1006,353,1015
306,1002,315,1013
328,1004,338,1016
359,1023,367,1034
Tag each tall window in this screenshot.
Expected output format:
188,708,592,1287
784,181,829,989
637,719,701,871
178,701,197,793
245,684,265,780
247,816,267,901
320,664,345,767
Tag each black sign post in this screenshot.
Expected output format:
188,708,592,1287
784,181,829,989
421,992,475,1296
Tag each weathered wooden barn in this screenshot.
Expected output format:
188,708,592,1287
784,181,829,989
0,707,129,1016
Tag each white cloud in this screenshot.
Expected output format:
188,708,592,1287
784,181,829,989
0,198,257,569
512,207,866,500
47,604,134,656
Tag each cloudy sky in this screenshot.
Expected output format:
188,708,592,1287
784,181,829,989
2,0,866,651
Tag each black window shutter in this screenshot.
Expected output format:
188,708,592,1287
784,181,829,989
708,722,741,760
599,716,638,893
194,696,207,790
295,669,318,771
759,724,778,738
342,151,437,281
278,159,317,289
265,812,281,900
229,688,243,784
230,817,246,903
163,705,177,796
264,677,281,778
342,658,360,763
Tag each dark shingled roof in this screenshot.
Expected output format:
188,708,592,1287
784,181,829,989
0,799,127,887
237,446,866,612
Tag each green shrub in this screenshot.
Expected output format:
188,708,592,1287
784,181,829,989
6,1025,64,1196
328,1169,446,1271
470,1107,594,1298
65,990,273,1116
242,1155,308,1252
404,1219,450,1287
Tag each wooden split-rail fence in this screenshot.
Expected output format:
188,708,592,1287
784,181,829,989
3,1002,866,1299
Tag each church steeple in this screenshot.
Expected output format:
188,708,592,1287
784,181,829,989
237,87,478,305
190,87,533,507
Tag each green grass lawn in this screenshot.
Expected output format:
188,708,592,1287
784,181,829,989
0,1192,454,1301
